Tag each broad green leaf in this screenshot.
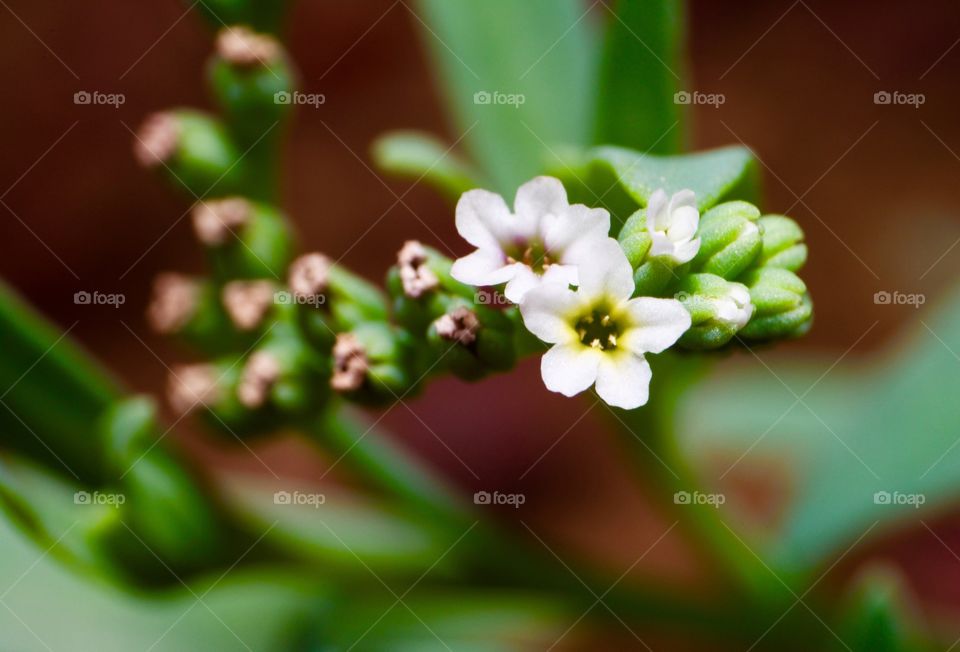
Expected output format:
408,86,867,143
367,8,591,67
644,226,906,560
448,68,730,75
552,144,758,232
594,0,687,153
0,281,121,482
679,283,960,575
372,130,484,198
221,474,460,575
414,0,598,194
0,513,324,651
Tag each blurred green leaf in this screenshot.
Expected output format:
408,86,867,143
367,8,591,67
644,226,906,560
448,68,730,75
414,0,598,194
679,284,960,575
594,0,687,153
0,281,121,482
838,565,935,652
372,130,484,199
0,512,324,651
221,475,462,576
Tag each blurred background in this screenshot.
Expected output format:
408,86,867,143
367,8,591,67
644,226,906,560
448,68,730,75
2,0,960,645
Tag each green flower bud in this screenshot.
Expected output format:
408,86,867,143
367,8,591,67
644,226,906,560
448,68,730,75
192,198,293,280
618,209,680,296
285,253,390,350
134,110,242,197
388,240,473,332
331,323,415,404
675,274,754,350
147,273,243,354
691,201,763,280
426,300,517,380
738,268,813,340
755,214,807,272
208,27,294,144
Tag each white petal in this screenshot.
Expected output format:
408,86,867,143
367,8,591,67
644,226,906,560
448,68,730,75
671,237,701,264
541,263,578,288
519,283,580,343
595,353,652,409
456,189,513,250
450,249,516,286
648,231,676,259
668,206,699,241
668,189,697,213
621,297,691,354
542,204,611,253
514,176,568,223
571,239,635,301
541,343,601,397
503,266,543,303
645,189,668,231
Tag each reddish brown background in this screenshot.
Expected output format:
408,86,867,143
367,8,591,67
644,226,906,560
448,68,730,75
2,0,960,647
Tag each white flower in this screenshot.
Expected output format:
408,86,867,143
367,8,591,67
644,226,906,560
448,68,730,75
451,176,615,303
646,189,701,264
520,241,691,409
714,282,754,330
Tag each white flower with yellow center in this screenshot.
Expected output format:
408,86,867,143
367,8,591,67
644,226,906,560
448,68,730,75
451,176,614,303
520,241,691,409
646,188,701,264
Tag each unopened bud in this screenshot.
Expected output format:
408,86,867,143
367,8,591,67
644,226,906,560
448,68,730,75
691,201,763,280
738,268,813,340
191,198,252,245
147,273,198,334
755,214,807,272
675,274,754,350
222,280,275,331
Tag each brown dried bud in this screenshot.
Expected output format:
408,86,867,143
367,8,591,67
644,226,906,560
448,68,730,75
191,198,252,245
222,280,275,331
134,112,180,168
434,307,480,346
168,364,220,414
288,253,331,300
237,351,281,408
331,333,368,392
397,240,438,298
215,26,281,68
147,273,198,335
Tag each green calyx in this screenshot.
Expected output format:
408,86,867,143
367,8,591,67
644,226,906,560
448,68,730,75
675,273,753,350
691,201,763,280
755,214,807,271
738,267,813,340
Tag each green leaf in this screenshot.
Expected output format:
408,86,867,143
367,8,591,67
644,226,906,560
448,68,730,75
414,0,598,194
0,512,324,651
553,144,758,232
679,283,960,576
372,130,484,199
220,474,460,575
0,281,121,482
594,0,687,153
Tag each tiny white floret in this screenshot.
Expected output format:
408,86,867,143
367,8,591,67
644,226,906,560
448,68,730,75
646,189,701,265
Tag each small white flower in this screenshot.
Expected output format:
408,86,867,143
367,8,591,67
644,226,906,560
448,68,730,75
714,282,754,330
520,241,691,409
451,176,615,303
646,189,701,264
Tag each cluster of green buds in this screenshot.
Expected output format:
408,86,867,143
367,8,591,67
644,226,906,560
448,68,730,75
619,192,812,350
